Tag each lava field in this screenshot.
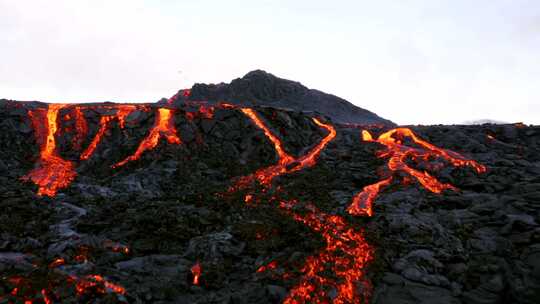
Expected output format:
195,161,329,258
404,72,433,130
0,94,539,303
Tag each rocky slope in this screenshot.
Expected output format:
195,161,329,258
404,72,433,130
0,99,539,304
164,70,394,126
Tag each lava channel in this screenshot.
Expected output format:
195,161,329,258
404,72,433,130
231,108,336,190
112,107,181,168
279,201,374,304
348,127,487,216
21,104,77,197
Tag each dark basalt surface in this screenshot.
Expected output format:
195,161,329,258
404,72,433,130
0,100,539,303
167,70,394,126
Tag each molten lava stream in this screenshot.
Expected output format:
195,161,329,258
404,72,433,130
80,105,136,160
279,202,373,304
347,128,487,216
22,104,77,197
112,108,181,168
80,116,113,160
231,109,336,190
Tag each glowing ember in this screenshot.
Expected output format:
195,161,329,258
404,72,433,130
232,109,336,190
191,262,202,285
41,289,52,304
112,108,181,168
48,258,66,268
166,89,191,105
257,260,278,273
196,104,214,119
184,101,215,120
73,274,126,296
21,104,77,197
348,128,486,216
3,270,125,303
279,202,373,304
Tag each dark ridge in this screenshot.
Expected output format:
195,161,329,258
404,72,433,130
186,70,394,125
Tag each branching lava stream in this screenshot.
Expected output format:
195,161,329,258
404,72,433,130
348,128,487,216
21,104,77,197
231,109,336,190
112,108,181,168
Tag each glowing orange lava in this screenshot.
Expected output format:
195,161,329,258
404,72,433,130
80,116,113,160
191,262,202,285
48,258,66,268
22,104,77,197
112,108,181,168
166,89,191,105
80,106,136,160
116,105,136,129
72,274,126,296
348,128,486,216
232,109,336,190
184,101,215,120
42,289,52,304
279,202,373,304
348,177,393,217
71,107,88,151
257,260,278,273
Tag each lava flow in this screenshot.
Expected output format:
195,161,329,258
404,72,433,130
348,128,487,216
231,109,336,190
21,104,77,197
80,105,136,160
112,107,181,168
279,201,373,304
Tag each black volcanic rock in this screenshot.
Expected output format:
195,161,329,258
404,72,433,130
187,70,394,125
1,99,539,303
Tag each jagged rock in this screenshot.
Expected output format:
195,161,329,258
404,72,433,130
461,275,504,304
0,97,539,303
189,70,394,125
185,232,245,261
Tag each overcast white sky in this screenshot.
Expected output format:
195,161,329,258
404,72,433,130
1,0,539,125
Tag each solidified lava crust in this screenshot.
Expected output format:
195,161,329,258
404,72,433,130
0,96,538,303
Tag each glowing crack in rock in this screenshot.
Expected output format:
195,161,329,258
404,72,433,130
231,109,336,190
112,108,181,168
279,202,373,304
21,104,77,197
348,128,487,216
